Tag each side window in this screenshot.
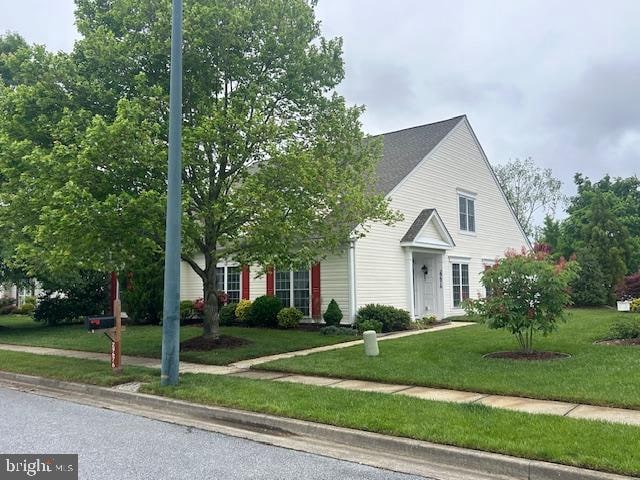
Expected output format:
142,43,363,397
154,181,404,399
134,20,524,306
452,263,470,307
459,195,476,233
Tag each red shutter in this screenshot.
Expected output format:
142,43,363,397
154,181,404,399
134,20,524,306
266,266,274,296
311,263,321,319
241,265,250,300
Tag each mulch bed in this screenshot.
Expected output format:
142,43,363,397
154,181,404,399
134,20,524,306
180,335,252,351
483,351,571,361
595,338,640,346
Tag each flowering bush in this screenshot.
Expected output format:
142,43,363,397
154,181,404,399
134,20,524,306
235,299,252,323
464,247,578,353
193,291,228,314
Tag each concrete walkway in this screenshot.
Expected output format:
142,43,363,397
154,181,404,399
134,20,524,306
229,321,473,369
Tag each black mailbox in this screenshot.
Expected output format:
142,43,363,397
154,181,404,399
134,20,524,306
85,315,115,331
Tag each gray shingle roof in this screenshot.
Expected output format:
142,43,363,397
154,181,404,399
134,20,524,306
373,115,465,194
401,208,435,243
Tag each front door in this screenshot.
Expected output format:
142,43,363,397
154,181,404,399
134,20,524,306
413,253,443,319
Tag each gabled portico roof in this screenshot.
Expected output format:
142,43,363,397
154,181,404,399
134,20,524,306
400,208,455,250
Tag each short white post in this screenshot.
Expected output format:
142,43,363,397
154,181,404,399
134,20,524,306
363,330,379,356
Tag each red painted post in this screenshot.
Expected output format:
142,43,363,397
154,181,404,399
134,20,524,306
109,272,118,315
311,263,321,319
266,266,274,296
241,265,250,300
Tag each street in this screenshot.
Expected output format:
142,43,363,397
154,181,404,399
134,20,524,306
0,387,428,480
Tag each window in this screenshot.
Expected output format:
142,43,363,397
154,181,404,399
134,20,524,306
459,195,475,232
452,263,469,307
275,269,311,316
216,265,241,303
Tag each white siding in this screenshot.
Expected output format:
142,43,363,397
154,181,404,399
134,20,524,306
180,254,205,301
249,265,266,301
320,251,350,322
355,119,529,318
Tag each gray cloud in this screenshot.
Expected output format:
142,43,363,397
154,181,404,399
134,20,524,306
1,0,638,195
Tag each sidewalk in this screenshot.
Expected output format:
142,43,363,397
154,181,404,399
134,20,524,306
1,336,640,427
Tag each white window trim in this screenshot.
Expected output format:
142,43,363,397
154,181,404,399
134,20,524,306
216,261,242,299
457,190,477,235
451,261,470,310
274,268,312,317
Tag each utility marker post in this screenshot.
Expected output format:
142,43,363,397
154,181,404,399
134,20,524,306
161,0,183,386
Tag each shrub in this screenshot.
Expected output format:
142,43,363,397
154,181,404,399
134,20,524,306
355,304,411,333
411,315,437,330
34,297,95,326
16,303,35,315
277,307,303,329
219,302,239,326
23,296,36,305
246,295,282,327
180,300,194,323
630,298,640,313
607,318,640,340
235,300,252,323
356,318,382,334
323,299,343,326
34,271,109,326
570,250,608,306
616,273,640,301
0,304,17,315
319,325,358,336
464,248,578,353
120,256,164,325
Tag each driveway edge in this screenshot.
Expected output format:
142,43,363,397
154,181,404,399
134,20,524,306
0,371,632,480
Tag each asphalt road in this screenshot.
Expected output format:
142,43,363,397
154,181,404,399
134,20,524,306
0,387,428,480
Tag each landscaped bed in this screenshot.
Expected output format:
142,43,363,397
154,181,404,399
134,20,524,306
143,373,640,477
0,316,354,365
256,308,640,409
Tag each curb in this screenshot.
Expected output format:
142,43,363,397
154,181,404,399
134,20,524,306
0,371,633,480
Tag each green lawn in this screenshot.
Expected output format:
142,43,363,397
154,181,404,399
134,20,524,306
143,373,640,477
258,308,640,409
0,316,353,365
0,349,158,386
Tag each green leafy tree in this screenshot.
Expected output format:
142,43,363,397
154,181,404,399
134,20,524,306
494,157,564,238
465,249,578,353
570,249,607,306
0,1,398,340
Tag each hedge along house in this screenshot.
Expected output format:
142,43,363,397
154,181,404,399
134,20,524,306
180,115,531,322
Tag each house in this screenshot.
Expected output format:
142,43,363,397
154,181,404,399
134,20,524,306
180,115,530,321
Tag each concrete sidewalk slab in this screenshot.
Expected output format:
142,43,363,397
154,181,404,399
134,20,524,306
567,404,640,426
232,370,289,380
476,395,577,415
329,379,412,394
274,374,344,386
399,386,487,403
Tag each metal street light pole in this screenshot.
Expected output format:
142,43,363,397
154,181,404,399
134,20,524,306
161,0,183,386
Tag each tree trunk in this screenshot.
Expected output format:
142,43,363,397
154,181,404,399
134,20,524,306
202,259,220,339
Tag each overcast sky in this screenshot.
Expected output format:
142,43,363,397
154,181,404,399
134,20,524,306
2,0,639,197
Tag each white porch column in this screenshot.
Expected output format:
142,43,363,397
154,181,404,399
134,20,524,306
348,240,357,322
405,248,415,319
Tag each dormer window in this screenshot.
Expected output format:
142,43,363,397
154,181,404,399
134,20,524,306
458,193,476,233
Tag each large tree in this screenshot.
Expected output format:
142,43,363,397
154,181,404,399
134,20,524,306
494,157,564,238
0,1,398,339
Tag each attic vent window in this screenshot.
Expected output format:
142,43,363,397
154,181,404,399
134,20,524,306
459,195,476,233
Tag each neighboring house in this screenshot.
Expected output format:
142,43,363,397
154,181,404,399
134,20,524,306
180,115,530,322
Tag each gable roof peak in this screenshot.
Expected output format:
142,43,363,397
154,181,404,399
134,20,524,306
373,115,466,195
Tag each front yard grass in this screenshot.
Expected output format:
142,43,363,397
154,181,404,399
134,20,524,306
0,316,353,365
143,373,640,477
0,349,158,386
258,308,640,409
